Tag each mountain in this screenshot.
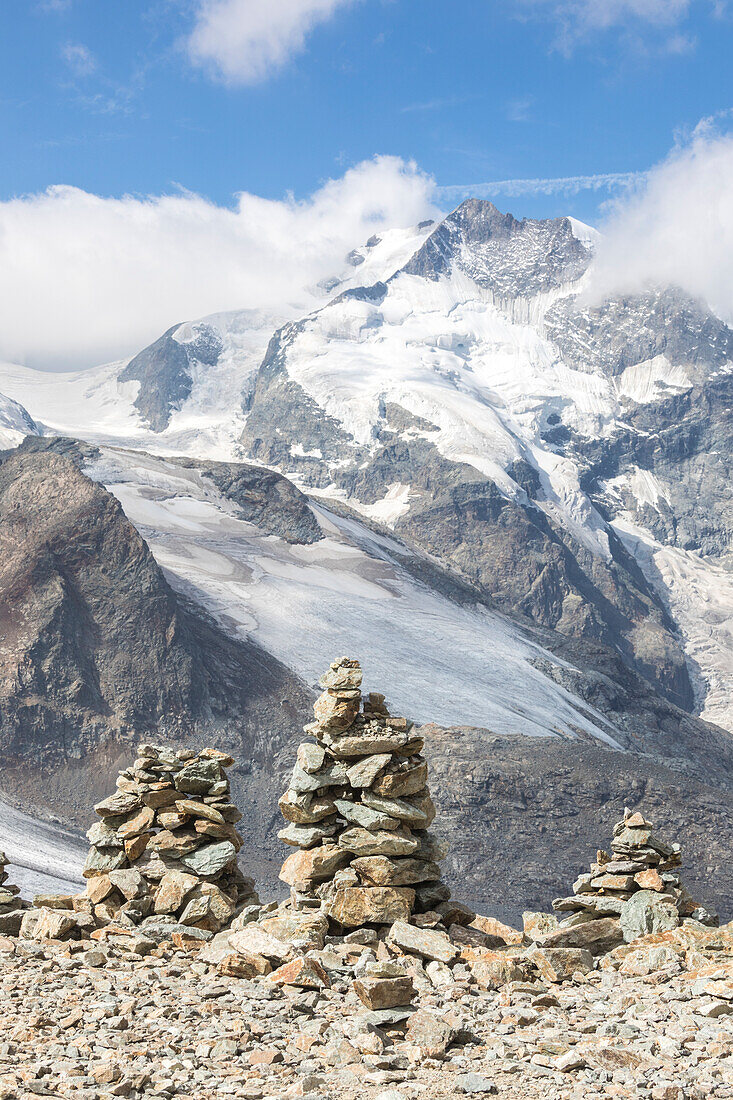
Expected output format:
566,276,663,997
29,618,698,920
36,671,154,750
0,440,312,875
235,201,732,728
1,436,732,922
0,199,732,918
4,201,728,732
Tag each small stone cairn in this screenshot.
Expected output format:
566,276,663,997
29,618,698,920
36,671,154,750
277,657,450,929
550,808,716,944
82,744,258,932
0,852,25,934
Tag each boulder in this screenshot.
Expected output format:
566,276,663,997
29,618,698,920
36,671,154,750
387,920,459,963
469,951,528,990
108,869,148,900
351,856,441,886
353,975,414,1010
279,845,350,889
346,754,392,789
404,1008,457,1058
372,762,428,798
529,946,594,982
174,800,226,825
327,886,415,926
338,827,419,858
268,956,330,989
542,916,624,956
179,841,236,878
522,911,560,943
173,759,222,795
620,890,680,943
228,926,294,963
259,911,329,951
179,883,236,928
20,908,77,941
154,871,198,914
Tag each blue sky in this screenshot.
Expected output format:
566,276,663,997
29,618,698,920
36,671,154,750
0,1,730,371
1,0,731,224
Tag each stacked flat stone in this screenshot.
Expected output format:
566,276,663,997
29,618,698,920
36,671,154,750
552,808,706,930
0,852,24,932
278,657,450,929
82,744,258,932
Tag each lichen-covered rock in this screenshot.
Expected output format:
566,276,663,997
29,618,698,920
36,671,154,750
386,920,459,963
620,890,680,942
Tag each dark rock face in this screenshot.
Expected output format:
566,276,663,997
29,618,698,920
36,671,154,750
423,724,733,926
0,447,311,830
541,290,733,562
546,288,733,379
172,456,323,544
581,376,733,561
393,461,693,711
241,321,361,486
402,198,590,297
119,322,222,431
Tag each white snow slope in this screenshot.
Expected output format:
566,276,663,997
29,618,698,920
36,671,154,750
85,446,622,746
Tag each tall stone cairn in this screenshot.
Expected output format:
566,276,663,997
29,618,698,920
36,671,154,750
0,852,25,934
552,808,717,941
278,657,449,929
83,744,258,932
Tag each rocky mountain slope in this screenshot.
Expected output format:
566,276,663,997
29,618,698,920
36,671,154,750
0,391,38,449
236,201,732,728
0,440,311,847
0,438,731,923
0,199,731,919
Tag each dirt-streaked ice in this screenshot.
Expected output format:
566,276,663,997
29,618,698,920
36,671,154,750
0,799,85,901
87,447,621,746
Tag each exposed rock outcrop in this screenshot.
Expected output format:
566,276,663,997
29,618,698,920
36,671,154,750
0,445,311,837
119,322,222,431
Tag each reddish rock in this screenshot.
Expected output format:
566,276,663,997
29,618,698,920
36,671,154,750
268,956,330,989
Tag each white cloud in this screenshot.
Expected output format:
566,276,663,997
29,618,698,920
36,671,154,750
586,120,733,324
186,0,357,85
439,171,643,201
0,157,438,371
61,42,97,77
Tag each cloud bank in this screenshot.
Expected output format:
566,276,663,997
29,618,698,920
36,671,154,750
187,0,356,84
0,157,438,371
587,121,733,324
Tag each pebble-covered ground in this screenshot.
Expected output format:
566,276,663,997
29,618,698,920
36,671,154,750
1,931,732,1100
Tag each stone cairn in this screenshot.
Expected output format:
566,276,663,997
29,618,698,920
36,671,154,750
277,657,450,930
0,852,25,933
82,744,258,932
551,808,716,937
